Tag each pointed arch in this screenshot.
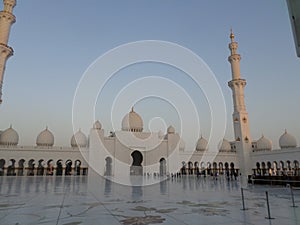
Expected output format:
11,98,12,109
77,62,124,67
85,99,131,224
56,159,63,176
65,159,72,176
0,159,5,176
130,151,143,175
27,159,35,176
75,160,81,175
7,159,16,176
159,158,166,176
18,159,25,176
37,159,45,176
47,159,54,176
104,157,112,176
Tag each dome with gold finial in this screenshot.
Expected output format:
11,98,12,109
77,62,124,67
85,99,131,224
256,135,272,151
71,129,87,148
218,139,231,152
0,125,19,146
36,126,54,147
196,136,208,151
279,130,297,149
122,107,143,132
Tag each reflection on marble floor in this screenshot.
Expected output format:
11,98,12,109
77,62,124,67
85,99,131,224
0,175,300,225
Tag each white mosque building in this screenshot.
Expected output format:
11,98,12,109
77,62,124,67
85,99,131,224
0,0,299,180
0,108,299,179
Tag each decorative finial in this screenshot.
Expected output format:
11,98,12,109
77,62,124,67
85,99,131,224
9,124,12,128
230,28,235,42
46,126,48,130
131,106,134,112
284,129,287,134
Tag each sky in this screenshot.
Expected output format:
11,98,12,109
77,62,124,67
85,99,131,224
1,0,300,149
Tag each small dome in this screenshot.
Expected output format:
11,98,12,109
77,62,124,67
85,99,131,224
279,130,297,149
71,129,87,147
0,125,19,145
256,135,272,151
179,139,185,151
93,120,102,130
167,125,175,134
218,138,231,151
122,107,143,132
196,136,208,151
36,127,54,147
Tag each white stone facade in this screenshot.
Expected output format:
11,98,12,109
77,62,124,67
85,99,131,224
0,112,299,177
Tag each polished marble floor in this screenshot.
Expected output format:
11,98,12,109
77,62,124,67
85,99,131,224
0,174,299,225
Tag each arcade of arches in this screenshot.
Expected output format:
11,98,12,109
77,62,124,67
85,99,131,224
0,158,87,176
254,160,300,176
2,158,300,178
180,161,238,177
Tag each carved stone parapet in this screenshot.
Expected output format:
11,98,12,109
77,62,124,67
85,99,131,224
0,43,13,57
0,10,16,23
228,79,246,88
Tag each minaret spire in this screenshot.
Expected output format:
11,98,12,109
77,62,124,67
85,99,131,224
230,28,235,42
0,0,16,103
228,28,241,80
228,30,252,179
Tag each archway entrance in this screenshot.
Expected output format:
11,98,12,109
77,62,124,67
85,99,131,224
28,159,35,176
0,159,5,176
65,160,72,176
130,150,143,175
104,157,112,176
75,160,81,175
37,159,44,176
18,159,25,176
7,159,16,176
159,158,166,176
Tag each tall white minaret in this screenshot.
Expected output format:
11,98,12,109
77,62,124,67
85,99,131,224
228,30,252,178
0,0,16,104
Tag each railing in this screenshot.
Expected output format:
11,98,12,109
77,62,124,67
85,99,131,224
250,175,300,186
240,185,300,220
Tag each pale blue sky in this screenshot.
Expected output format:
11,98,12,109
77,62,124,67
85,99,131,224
1,0,300,149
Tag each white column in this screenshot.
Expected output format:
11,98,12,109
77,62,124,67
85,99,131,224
228,30,252,178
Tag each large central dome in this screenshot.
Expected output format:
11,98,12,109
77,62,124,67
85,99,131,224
122,107,143,132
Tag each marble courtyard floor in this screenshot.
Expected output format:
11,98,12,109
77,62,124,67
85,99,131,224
0,175,300,225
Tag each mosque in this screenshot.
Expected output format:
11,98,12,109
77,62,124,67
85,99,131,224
0,0,299,181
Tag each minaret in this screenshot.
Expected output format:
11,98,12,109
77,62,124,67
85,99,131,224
228,30,252,178
0,0,16,104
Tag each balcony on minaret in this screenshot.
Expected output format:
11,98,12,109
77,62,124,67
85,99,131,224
229,42,238,55
3,0,16,13
228,79,246,88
